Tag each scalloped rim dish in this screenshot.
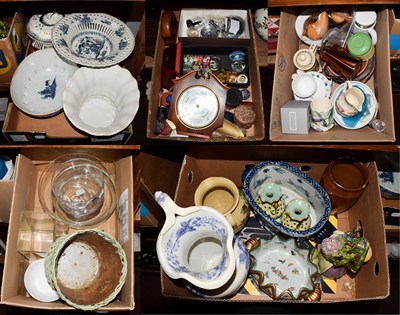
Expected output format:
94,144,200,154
62,65,140,136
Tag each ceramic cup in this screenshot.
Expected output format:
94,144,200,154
319,157,369,215
310,97,334,132
293,44,318,71
353,11,377,45
194,177,249,233
347,33,375,61
291,72,317,99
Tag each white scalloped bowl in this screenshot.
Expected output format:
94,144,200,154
62,65,140,136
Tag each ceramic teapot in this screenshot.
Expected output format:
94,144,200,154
155,191,236,290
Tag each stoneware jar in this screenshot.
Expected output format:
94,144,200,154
155,191,236,290
194,177,249,233
320,157,369,215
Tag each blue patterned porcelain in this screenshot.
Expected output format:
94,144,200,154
51,13,135,67
185,234,250,298
378,171,400,199
243,161,331,238
10,48,78,117
155,192,236,290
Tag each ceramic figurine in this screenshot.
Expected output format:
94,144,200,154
281,198,312,231
312,227,372,277
256,182,285,219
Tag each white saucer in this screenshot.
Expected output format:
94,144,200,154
294,71,332,101
332,81,377,129
295,11,323,47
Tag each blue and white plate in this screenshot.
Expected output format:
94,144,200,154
378,171,400,199
10,48,78,117
52,13,135,67
332,81,378,130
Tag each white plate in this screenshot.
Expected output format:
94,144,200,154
10,48,78,117
24,259,59,302
332,81,377,129
52,13,135,67
294,71,332,101
295,11,323,47
249,236,319,300
63,65,140,136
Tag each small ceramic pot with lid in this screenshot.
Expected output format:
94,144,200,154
26,13,65,49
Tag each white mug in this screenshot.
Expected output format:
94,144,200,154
353,11,377,45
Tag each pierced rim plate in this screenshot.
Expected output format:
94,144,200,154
51,13,135,67
249,236,319,300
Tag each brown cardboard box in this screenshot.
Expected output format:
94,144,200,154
0,148,135,311
0,13,28,86
160,145,389,302
0,175,14,264
2,103,133,144
389,9,400,58
148,10,265,142
270,8,395,142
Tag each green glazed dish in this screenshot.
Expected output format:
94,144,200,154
347,33,373,58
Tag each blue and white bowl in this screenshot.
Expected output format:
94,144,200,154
243,161,331,238
378,171,400,199
0,155,14,180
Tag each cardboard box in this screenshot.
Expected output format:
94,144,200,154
389,9,400,58
148,10,265,142
2,103,133,144
270,8,395,142
0,172,14,264
0,148,135,311
160,145,389,302
177,9,251,40
0,13,28,86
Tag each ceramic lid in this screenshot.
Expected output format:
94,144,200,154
26,13,64,43
347,33,372,57
355,11,377,28
293,49,315,70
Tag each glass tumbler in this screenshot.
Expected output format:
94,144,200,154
52,163,105,222
320,157,369,215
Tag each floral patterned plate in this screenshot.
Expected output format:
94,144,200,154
51,13,135,67
247,236,321,300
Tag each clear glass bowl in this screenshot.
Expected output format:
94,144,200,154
38,154,117,229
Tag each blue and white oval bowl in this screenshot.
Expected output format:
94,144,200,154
243,160,331,239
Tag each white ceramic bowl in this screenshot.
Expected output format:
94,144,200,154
291,73,317,99
10,48,78,117
63,65,140,136
24,258,59,302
